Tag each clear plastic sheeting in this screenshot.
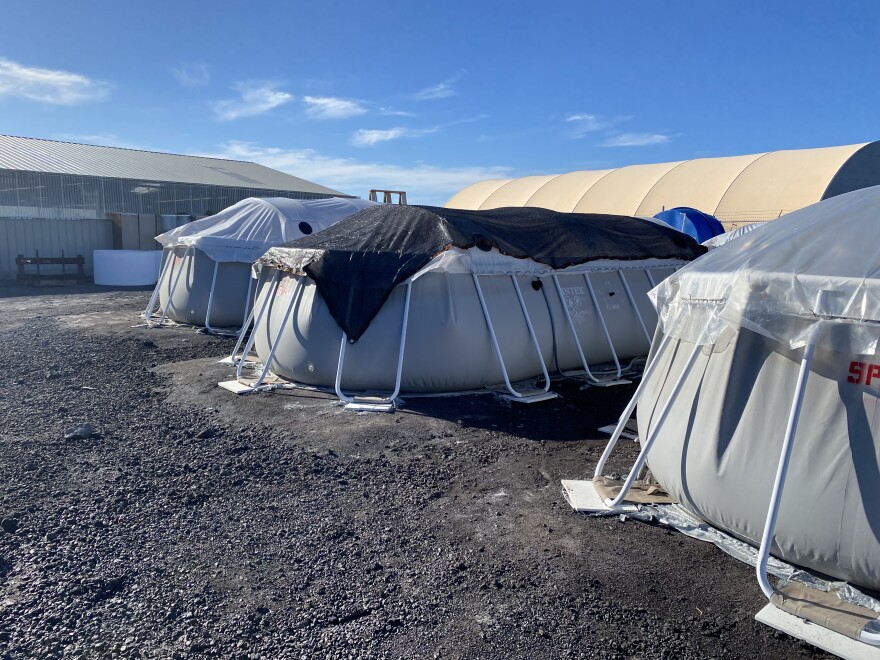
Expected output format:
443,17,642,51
155,197,375,264
594,503,880,615
411,246,687,278
651,186,880,355
702,222,762,248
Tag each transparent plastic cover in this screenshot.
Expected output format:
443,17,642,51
651,186,880,354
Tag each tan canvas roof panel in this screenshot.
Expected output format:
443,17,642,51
445,142,880,224
714,144,867,223
478,175,560,209
635,153,766,217
572,162,684,215
525,170,618,211
445,178,511,209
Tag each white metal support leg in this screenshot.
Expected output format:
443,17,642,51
245,278,303,391
143,250,173,324
205,262,254,336
224,275,261,365
755,341,815,599
507,275,556,401
225,304,256,366
584,273,625,382
203,261,221,334
471,274,556,402
753,291,880,648
552,274,598,381
157,246,193,326
645,268,657,289
204,264,255,336
618,270,652,345
335,280,413,411
231,271,281,374
604,339,703,508
593,333,674,478
239,276,255,331
551,274,623,385
755,291,834,600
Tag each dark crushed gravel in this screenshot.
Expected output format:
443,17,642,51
0,284,827,659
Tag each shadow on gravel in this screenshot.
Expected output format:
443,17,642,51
397,379,636,443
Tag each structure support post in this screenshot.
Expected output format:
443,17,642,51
604,339,703,508
157,246,193,326
233,271,281,376
335,280,413,407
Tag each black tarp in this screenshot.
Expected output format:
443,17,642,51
257,205,707,341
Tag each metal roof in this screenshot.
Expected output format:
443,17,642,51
0,135,347,196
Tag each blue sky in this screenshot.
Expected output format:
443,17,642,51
0,0,878,205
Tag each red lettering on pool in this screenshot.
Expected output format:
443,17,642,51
868,364,880,387
849,360,880,386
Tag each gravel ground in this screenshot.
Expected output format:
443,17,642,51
0,284,826,659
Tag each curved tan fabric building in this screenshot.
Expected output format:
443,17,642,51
445,142,880,228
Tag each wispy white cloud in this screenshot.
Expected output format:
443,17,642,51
212,81,293,121
351,115,486,147
351,126,438,146
601,132,673,147
379,106,417,117
563,113,629,139
206,140,512,206
564,113,606,126
0,57,110,105
410,72,464,101
412,81,455,101
171,63,210,87
303,95,368,120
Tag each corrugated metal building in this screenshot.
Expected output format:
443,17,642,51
0,135,348,279
445,142,880,229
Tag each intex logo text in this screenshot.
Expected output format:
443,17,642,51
848,361,880,386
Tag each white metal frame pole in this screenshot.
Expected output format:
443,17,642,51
551,274,599,382
230,305,257,365
510,275,552,394
204,264,256,336
203,261,221,334
618,270,652,345
157,246,193,326
233,271,281,377
143,249,173,323
604,340,703,508
584,273,622,379
754,291,829,599
247,278,303,390
239,276,255,330
335,280,413,406
229,274,264,365
755,340,815,598
472,274,527,398
593,333,674,478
